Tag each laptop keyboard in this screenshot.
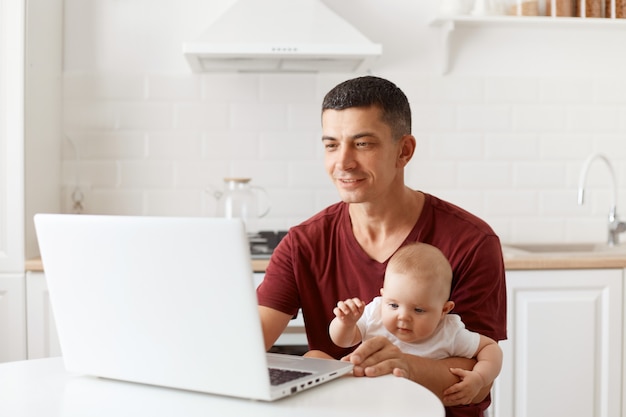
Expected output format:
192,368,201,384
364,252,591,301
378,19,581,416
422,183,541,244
268,368,313,386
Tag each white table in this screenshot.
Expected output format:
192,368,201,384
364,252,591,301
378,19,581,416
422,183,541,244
0,358,443,417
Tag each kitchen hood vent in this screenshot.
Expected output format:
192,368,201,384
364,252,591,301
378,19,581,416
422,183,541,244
183,0,382,73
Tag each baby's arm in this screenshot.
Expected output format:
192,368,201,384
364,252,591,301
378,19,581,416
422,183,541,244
443,335,503,405
329,298,366,348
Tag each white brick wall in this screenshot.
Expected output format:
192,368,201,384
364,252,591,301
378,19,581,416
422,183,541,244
61,72,626,243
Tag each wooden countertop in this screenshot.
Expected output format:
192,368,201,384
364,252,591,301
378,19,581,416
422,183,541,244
251,259,270,272
502,253,626,270
25,258,45,272
501,243,626,270
25,245,626,273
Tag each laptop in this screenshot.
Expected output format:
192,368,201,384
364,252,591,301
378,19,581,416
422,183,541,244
34,214,353,401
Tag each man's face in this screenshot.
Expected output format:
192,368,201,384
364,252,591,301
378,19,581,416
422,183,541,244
321,106,406,204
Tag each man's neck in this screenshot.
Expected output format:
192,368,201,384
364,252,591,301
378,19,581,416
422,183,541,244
349,189,424,262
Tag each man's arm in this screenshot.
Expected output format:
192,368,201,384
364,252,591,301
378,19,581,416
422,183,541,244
258,306,293,351
345,336,489,406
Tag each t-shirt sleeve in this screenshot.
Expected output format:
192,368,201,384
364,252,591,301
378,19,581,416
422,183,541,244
447,315,481,359
256,233,300,317
450,235,507,342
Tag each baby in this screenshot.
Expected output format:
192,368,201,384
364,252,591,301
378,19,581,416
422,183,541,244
330,242,503,404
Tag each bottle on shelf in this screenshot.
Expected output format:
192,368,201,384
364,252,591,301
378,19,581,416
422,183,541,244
506,0,541,15
578,0,604,16
457,0,626,17
605,0,626,17
546,0,576,15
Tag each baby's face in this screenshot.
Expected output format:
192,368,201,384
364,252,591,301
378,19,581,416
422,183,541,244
379,271,450,344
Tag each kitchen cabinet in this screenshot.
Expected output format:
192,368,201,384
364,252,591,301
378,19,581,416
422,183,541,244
0,275,27,361
0,0,27,363
0,0,26,273
492,268,622,417
0,0,62,362
26,272,61,359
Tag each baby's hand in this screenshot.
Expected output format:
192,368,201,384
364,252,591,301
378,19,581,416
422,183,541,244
333,298,365,324
443,368,484,406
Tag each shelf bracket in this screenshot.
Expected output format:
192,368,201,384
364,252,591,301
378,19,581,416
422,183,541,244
439,20,455,75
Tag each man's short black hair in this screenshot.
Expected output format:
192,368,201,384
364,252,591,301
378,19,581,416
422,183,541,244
322,76,412,140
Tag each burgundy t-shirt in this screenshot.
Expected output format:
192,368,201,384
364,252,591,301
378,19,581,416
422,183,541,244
257,193,506,416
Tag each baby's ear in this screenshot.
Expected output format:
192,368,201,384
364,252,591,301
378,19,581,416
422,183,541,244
442,300,455,314
379,288,384,296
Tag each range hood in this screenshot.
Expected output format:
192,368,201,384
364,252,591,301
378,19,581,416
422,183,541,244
182,0,382,73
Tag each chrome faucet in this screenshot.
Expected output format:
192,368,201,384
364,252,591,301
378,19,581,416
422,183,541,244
577,153,626,246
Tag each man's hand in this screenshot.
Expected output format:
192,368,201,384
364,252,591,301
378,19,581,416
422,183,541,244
342,336,410,378
343,336,488,408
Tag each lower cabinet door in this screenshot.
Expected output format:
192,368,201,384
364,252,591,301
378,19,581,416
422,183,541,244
493,269,622,417
0,274,27,362
26,271,61,359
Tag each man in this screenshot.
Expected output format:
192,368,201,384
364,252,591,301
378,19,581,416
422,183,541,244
256,76,506,417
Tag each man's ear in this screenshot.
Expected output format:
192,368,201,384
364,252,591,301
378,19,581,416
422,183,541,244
396,135,416,167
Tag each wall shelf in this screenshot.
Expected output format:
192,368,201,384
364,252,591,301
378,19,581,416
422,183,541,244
430,15,626,74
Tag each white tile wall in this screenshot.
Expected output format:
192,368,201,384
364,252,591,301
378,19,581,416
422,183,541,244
61,71,626,243
58,0,626,244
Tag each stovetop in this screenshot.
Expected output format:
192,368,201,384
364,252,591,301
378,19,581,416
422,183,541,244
248,231,287,259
